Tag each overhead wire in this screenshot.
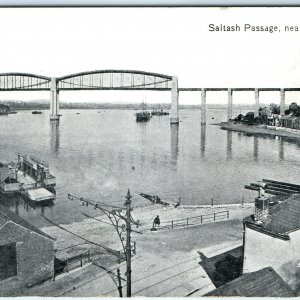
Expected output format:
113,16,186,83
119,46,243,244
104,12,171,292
40,214,120,257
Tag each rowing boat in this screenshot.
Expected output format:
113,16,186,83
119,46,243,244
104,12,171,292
139,193,180,207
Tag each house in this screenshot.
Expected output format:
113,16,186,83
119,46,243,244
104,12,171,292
0,204,55,293
243,193,300,291
204,267,296,297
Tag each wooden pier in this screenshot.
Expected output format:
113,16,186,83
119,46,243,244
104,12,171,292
245,179,300,196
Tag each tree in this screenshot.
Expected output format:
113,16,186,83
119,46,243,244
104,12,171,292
289,102,299,114
269,103,280,115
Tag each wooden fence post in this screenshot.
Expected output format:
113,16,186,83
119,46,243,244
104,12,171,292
80,254,83,267
201,215,203,223
171,221,174,230
214,213,216,221
227,211,229,219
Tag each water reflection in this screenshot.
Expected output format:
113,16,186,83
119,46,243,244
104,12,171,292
170,124,179,165
200,124,206,158
278,137,284,161
137,122,147,145
253,136,259,161
226,131,232,160
50,120,60,155
15,197,20,215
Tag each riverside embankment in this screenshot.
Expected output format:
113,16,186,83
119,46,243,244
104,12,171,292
12,203,254,297
218,121,300,140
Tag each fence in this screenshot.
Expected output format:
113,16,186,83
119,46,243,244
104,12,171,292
54,250,91,280
157,210,229,230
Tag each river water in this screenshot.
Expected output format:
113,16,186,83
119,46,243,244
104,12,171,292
1,108,300,227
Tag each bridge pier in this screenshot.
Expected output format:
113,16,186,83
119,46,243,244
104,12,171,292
50,77,60,121
254,88,260,118
227,88,233,121
170,76,179,124
201,88,206,125
280,88,285,116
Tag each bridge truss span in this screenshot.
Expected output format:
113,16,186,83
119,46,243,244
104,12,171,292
57,70,173,91
0,73,51,91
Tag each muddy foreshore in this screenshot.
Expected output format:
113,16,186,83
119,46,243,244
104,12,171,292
217,121,300,140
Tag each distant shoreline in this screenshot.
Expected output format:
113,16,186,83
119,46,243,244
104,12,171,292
217,121,300,141
0,101,257,111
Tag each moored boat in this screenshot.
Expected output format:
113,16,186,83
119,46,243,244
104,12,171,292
139,193,180,207
32,111,42,114
151,109,169,116
135,102,152,122
135,111,151,122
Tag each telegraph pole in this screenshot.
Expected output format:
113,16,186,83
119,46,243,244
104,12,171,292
117,268,123,297
67,189,140,298
125,189,132,297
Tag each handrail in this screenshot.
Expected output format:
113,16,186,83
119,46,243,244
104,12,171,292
160,210,229,224
157,210,229,230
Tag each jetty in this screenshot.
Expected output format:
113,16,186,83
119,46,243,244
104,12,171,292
0,154,56,202
245,179,300,196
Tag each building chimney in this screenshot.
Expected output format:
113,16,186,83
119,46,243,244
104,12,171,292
254,182,270,224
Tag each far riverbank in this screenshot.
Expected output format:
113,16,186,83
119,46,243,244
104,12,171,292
217,121,300,141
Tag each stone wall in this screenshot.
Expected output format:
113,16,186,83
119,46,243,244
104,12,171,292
0,221,54,289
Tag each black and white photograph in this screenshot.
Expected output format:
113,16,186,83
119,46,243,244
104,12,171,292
0,6,300,297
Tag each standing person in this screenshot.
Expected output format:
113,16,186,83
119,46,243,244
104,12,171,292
153,215,160,227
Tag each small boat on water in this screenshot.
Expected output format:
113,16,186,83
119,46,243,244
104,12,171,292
151,109,169,116
8,111,17,114
32,111,42,114
135,111,151,122
139,193,181,207
135,102,152,122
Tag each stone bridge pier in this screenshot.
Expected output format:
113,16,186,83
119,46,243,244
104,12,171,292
50,78,60,121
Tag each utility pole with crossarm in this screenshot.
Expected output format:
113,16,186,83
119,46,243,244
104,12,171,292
67,189,140,297
125,189,132,297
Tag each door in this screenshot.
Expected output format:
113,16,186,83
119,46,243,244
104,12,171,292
0,243,17,281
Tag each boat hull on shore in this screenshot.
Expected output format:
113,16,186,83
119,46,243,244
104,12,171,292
139,193,178,207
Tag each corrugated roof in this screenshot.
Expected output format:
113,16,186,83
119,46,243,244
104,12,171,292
0,204,55,241
263,194,300,234
205,267,296,297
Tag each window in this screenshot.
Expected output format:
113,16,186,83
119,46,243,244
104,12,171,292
0,243,17,281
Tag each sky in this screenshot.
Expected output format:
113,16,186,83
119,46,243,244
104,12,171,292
0,7,300,105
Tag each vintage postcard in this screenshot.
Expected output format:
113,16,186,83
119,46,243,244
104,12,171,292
0,6,299,297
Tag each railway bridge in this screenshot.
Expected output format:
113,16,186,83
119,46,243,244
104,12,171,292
0,70,298,124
